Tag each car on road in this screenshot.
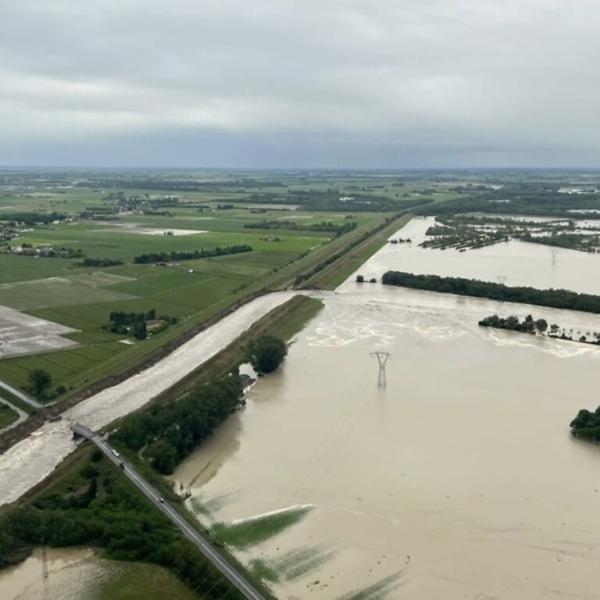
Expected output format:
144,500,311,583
112,450,120,458
159,497,165,504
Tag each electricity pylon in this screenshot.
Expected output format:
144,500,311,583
370,351,390,388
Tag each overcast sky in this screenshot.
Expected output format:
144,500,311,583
2,0,599,168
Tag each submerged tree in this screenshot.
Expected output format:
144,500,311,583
535,318,548,333
570,406,600,441
247,335,288,374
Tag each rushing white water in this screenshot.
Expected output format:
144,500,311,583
0,292,295,506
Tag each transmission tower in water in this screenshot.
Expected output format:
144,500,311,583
371,351,391,388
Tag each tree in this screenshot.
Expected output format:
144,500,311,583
133,321,147,340
356,274,365,283
248,335,287,374
29,369,52,399
535,318,548,333
505,315,519,329
146,439,178,474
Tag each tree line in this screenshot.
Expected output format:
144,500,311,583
110,334,287,474
381,271,600,315
78,257,123,267
244,220,357,236
133,245,252,264
111,375,244,474
1,212,69,225
479,314,548,334
416,182,600,219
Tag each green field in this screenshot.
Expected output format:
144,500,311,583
0,403,19,428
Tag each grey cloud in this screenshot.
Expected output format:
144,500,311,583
1,0,599,166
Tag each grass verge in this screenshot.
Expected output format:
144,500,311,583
0,403,19,429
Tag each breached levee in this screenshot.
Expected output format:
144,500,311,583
0,291,296,507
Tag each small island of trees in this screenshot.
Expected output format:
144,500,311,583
570,407,600,441
479,314,548,334
247,334,287,374
355,274,377,283
479,314,600,345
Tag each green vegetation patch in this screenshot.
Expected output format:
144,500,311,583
339,571,405,600
250,546,336,583
0,402,19,428
212,505,312,549
189,494,235,518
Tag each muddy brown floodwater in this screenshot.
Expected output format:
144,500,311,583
173,219,600,599
0,547,200,600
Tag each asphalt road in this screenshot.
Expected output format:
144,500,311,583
72,423,266,600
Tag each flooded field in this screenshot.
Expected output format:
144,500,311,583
365,216,600,295
173,220,600,599
0,547,199,600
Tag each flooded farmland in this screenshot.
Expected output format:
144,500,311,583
173,220,600,599
365,216,600,295
0,547,199,600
